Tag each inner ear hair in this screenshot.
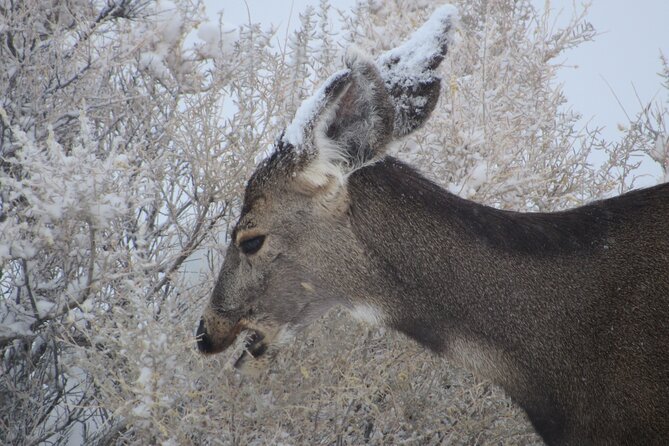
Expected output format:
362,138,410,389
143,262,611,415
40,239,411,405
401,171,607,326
325,48,394,167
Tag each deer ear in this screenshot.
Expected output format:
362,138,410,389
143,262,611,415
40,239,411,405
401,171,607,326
379,4,457,137
323,47,395,168
279,48,395,190
279,5,458,190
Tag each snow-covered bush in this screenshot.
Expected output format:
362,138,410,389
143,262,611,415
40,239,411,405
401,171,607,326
0,0,242,443
1,0,666,444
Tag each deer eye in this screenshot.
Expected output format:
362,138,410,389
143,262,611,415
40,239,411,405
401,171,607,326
239,235,265,255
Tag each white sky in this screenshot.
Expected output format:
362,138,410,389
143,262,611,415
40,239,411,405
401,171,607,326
205,0,668,174
541,0,669,139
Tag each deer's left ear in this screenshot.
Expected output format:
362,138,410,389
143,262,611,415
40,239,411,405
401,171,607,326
282,48,394,188
322,48,395,169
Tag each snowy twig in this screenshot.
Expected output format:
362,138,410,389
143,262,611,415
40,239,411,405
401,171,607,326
149,200,227,297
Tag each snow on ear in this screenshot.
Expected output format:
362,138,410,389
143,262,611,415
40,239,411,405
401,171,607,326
282,69,353,154
378,4,458,137
283,47,395,189
279,69,354,189
277,4,458,190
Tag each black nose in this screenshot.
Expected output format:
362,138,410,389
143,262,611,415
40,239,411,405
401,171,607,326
196,319,213,353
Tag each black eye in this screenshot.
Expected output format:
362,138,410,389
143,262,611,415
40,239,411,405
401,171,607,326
239,235,265,255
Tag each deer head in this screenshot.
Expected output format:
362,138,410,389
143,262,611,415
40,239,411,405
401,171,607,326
196,5,457,372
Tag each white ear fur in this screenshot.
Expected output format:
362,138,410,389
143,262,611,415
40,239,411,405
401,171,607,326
296,122,348,214
297,85,350,190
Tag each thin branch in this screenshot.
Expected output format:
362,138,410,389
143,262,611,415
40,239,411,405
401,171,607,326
22,259,40,322
149,201,227,297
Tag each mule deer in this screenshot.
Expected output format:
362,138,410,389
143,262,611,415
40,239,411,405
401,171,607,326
196,5,669,445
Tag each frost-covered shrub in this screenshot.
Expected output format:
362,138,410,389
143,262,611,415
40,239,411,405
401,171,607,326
0,0,239,443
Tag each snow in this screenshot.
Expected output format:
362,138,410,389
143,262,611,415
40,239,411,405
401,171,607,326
132,402,152,418
4,321,32,336
36,300,56,319
138,366,153,386
0,243,9,260
378,4,458,86
43,203,63,220
113,154,130,169
132,367,154,418
196,22,238,58
468,161,488,188
282,69,350,148
149,0,184,49
139,52,171,80
196,23,220,55
256,4,458,164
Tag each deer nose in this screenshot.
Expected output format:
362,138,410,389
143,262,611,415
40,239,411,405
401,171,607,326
196,319,213,353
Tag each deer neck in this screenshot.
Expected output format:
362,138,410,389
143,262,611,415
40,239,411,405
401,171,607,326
346,156,575,381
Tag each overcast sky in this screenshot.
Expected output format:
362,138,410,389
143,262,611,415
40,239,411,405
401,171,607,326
544,0,668,138
205,0,668,158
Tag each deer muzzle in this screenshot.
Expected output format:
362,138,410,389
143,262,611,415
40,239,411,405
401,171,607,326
195,313,242,355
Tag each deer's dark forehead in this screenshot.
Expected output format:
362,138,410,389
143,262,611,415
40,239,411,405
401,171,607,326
244,140,311,197
239,145,304,213
233,155,289,241
231,194,265,243
233,189,265,242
